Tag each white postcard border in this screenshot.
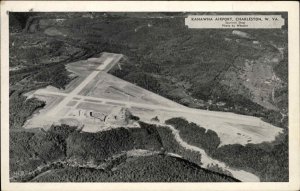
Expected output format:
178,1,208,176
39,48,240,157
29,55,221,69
1,1,299,191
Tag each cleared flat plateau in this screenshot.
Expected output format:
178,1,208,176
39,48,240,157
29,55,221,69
24,52,282,146
23,52,283,182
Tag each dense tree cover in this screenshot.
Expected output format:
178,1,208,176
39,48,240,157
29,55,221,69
66,128,134,162
48,125,78,139
11,12,289,118
131,122,163,150
11,123,238,182
9,12,36,30
10,124,163,180
66,126,163,163
9,44,77,130
32,155,238,182
10,131,40,174
7,127,66,177
9,37,86,130
155,125,203,168
273,50,288,115
100,16,286,128
124,72,161,93
9,92,45,129
211,133,288,182
165,118,220,152
11,120,287,182
164,117,288,182
9,13,288,182
29,131,66,161
32,64,72,89
9,129,65,175
274,51,288,83
192,83,287,128
10,13,288,129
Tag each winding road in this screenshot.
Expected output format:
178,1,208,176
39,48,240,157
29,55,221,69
26,52,281,182
162,124,260,182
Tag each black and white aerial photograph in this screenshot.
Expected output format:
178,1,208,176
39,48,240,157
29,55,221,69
1,1,297,189
7,11,289,183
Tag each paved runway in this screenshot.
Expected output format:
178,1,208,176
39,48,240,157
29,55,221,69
46,54,122,117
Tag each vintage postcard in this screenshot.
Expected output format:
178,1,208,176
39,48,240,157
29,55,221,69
1,1,299,191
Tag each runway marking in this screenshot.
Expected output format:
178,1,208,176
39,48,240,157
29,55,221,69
46,55,122,117
27,53,282,182
30,52,281,143
36,89,270,126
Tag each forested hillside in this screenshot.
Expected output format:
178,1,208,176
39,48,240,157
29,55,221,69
8,12,288,182
10,124,237,182
166,118,288,181
9,12,288,129
32,155,238,182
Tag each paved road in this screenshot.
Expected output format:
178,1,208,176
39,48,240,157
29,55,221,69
29,52,275,182
164,124,260,182
35,52,271,126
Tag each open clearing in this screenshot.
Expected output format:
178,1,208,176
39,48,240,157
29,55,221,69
163,124,260,182
23,52,283,182
24,52,283,146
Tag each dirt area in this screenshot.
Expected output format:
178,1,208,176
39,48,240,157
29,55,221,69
23,53,139,131
76,102,117,114
129,107,282,146
79,71,185,108
163,124,260,182
66,100,77,107
23,52,282,146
